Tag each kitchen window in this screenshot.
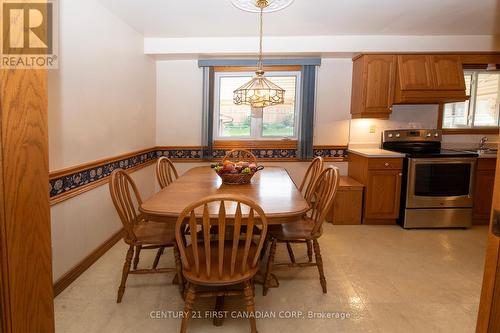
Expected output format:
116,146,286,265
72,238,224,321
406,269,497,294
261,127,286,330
442,70,500,130
213,70,301,140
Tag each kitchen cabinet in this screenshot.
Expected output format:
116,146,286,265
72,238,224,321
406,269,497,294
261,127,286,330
350,54,396,119
327,176,364,225
394,54,467,103
397,54,434,90
348,152,403,224
473,158,497,224
430,55,467,90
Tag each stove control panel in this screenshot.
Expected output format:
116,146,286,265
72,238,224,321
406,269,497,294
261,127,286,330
383,129,442,142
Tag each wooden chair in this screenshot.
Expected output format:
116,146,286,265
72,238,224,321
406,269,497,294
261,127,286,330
299,156,324,202
223,149,257,164
281,156,324,264
175,194,268,333
156,156,179,189
109,169,183,303
263,166,340,295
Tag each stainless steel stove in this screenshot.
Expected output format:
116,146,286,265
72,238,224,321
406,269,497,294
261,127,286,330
382,129,478,228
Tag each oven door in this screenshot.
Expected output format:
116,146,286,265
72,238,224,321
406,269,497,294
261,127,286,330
406,157,476,208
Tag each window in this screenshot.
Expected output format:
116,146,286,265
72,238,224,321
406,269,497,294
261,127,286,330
442,70,500,129
214,70,301,140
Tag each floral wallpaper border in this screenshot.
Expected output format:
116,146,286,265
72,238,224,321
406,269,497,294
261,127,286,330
50,146,348,201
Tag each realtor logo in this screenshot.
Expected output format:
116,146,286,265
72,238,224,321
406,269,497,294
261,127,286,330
1,0,58,68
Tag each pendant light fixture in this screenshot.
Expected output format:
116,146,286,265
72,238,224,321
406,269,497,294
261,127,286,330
233,0,286,108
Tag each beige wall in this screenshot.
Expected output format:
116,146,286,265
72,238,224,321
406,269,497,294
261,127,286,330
49,1,156,169
156,60,203,146
49,0,156,281
50,166,156,280
155,58,353,147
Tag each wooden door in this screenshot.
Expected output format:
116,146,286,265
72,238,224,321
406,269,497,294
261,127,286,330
397,55,434,90
364,55,396,114
477,151,500,332
429,55,466,90
0,68,54,332
364,170,402,219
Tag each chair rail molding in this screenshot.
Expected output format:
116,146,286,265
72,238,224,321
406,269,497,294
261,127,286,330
49,145,348,205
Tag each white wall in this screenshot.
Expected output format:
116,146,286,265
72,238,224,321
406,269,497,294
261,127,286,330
156,60,203,146
349,105,440,147
49,1,156,169
49,0,156,281
314,58,352,145
145,35,500,56
155,58,354,147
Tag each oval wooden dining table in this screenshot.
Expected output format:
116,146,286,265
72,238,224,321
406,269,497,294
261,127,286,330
140,166,310,224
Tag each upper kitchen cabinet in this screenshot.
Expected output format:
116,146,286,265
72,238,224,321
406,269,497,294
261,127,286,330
393,54,467,104
350,54,396,119
430,55,467,90
397,55,434,90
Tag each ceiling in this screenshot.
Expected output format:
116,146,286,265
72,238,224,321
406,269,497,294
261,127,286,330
98,0,500,37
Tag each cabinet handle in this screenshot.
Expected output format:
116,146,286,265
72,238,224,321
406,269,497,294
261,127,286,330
384,162,389,167
398,173,402,176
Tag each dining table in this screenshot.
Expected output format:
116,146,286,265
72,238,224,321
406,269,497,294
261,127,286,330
140,166,310,224
139,165,310,326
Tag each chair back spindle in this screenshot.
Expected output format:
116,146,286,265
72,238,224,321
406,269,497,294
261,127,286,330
299,156,324,203
175,194,268,282
156,156,179,189
309,167,340,236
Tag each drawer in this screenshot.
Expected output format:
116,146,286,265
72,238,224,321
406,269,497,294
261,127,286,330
477,158,497,171
368,158,403,170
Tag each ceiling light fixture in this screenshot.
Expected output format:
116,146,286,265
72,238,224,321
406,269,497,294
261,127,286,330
232,0,287,108
231,0,294,13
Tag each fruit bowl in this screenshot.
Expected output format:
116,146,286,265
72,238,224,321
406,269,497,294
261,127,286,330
211,160,264,185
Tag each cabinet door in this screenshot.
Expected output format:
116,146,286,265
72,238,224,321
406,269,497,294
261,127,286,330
397,55,434,90
430,55,466,90
473,170,496,222
364,170,402,219
364,55,396,113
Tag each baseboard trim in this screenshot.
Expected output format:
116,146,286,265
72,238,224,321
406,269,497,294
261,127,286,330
53,229,124,297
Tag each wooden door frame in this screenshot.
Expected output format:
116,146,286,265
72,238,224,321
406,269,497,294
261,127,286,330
477,147,500,332
0,67,55,331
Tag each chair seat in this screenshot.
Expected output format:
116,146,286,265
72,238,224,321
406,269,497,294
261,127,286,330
268,217,320,240
182,241,259,285
131,221,176,245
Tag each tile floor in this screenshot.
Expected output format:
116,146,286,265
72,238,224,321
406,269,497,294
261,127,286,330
55,224,488,333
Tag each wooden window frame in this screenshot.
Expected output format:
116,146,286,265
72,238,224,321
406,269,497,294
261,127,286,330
212,65,302,148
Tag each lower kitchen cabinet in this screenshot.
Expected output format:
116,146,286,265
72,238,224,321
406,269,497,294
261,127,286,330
328,176,364,225
473,158,497,224
364,169,402,222
348,152,404,224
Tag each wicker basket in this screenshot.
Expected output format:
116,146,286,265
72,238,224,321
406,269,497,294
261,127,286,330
218,172,256,185
216,149,263,185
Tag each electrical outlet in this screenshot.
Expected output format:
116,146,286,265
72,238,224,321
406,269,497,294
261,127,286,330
369,125,376,134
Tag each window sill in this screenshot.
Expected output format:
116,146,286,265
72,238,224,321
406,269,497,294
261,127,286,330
441,128,500,135
213,139,298,149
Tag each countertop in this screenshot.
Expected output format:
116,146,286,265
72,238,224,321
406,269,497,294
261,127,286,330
477,152,497,159
348,148,406,158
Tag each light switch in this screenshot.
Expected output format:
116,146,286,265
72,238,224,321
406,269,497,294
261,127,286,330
369,125,376,134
